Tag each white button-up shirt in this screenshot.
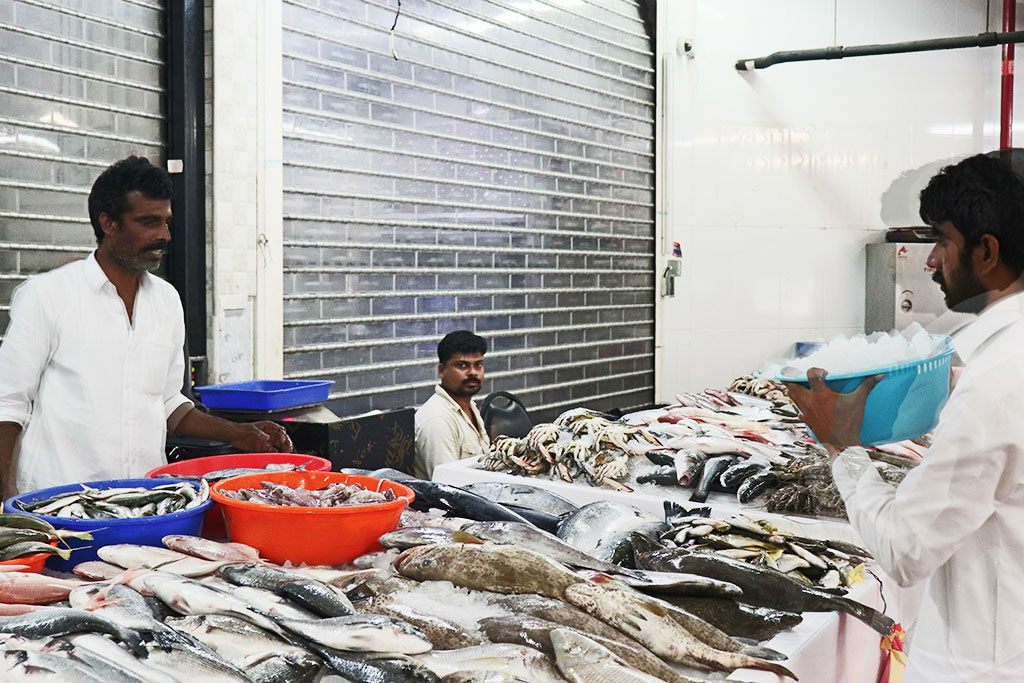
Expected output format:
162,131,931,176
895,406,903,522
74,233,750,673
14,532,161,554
0,252,192,493
414,384,490,480
834,290,1024,682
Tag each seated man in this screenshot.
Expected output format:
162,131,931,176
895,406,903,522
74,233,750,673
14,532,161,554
414,330,490,480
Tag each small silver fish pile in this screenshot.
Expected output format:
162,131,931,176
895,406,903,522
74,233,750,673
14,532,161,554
16,482,208,519
479,408,661,492
662,504,872,590
220,480,395,507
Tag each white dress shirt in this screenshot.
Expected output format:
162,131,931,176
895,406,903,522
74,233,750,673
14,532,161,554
834,290,1024,682
414,384,490,480
0,252,192,493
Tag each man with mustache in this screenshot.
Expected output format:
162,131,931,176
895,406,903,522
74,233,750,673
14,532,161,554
414,330,490,480
785,153,1024,682
0,156,292,496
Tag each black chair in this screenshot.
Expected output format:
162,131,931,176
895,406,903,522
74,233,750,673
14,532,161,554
478,391,533,440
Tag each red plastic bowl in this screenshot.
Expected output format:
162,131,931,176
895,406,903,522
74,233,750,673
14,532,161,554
145,453,332,538
211,472,414,566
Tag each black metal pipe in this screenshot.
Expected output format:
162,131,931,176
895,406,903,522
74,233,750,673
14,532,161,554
736,30,1024,71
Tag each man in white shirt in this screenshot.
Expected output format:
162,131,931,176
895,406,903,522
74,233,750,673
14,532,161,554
785,153,1024,682
413,330,490,480
0,156,292,497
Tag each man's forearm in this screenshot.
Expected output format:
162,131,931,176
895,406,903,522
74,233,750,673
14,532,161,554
172,407,293,453
0,422,22,497
172,407,245,443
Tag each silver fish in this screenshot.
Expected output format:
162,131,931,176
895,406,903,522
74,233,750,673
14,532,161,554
550,628,665,683
277,614,432,654
460,482,579,516
415,644,563,683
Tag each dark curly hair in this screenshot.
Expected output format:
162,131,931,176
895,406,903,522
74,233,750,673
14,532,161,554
919,153,1024,276
88,156,173,243
437,330,487,365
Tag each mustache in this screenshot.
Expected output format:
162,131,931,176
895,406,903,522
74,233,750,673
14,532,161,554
142,241,170,251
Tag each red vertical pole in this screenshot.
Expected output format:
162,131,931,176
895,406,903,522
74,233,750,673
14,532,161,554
1001,0,1016,152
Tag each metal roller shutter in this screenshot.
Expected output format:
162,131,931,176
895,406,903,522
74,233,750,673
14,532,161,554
0,0,166,337
281,0,655,421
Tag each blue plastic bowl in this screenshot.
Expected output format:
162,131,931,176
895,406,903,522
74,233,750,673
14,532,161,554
777,335,954,447
3,478,211,572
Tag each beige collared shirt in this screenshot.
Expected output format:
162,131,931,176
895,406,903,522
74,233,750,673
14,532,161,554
414,384,490,480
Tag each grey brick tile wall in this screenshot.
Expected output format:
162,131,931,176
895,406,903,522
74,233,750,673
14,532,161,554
283,0,654,418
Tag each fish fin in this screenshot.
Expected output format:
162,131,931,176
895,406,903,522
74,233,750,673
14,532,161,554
79,595,130,612
53,546,72,561
586,572,614,584
450,531,484,544
741,644,788,661
53,529,94,542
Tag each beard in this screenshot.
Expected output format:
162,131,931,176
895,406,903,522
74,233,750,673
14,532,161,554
108,240,169,273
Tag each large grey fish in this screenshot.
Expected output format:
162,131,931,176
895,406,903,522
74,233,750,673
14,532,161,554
478,615,704,683
67,633,180,683
414,644,564,683
0,648,106,682
36,639,153,683
573,568,742,599
69,583,163,632
689,455,738,503
277,578,355,617
635,548,894,635
219,562,313,591
310,647,441,682
556,502,668,566
359,597,485,649
138,622,255,682
394,543,583,599
245,651,322,683
460,482,579,516
563,582,796,678
378,527,466,549
487,593,647,648
228,585,319,620
166,613,313,665
277,614,432,654
440,673,531,682
658,596,803,642
550,628,665,683
0,608,147,657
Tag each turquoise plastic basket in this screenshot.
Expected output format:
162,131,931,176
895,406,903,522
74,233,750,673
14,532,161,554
777,335,954,447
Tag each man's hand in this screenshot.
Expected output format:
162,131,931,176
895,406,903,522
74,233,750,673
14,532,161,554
230,421,294,453
783,368,884,457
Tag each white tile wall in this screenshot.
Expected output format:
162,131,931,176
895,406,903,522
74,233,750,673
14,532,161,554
655,0,1004,398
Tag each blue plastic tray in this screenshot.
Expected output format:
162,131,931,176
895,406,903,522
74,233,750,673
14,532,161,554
195,380,334,411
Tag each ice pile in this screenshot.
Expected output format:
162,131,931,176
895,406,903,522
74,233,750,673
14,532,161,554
765,323,944,380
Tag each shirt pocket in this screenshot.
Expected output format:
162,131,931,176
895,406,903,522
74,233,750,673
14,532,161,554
132,337,178,396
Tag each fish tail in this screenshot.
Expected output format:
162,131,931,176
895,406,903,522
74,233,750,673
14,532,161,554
757,660,798,680
834,595,894,635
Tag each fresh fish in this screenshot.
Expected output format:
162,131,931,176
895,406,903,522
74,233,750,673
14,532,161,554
67,632,180,683
440,673,531,683
221,479,392,507
0,608,147,657
488,593,648,647
574,568,742,598
395,543,583,599
550,628,665,683
499,504,562,534
660,596,803,642
229,585,319,620
719,460,767,488
460,521,647,580
402,480,533,525
562,582,796,678
415,644,564,683
219,562,311,590
277,578,356,617
162,535,263,563
634,465,678,486
72,561,126,582
0,648,106,682
736,470,779,504
689,455,737,503
635,548,894,635
556,502,667,566
460,482,579,516
138,622,255,682
98,544,227,577
0,571,84,605
37,639,153,683
0,541,71,563
379,527,466,549
673,451,707,486
478,616,702,683
359,597,485,649
68,583,162,631
155,461,313,483
167,614,314,668
310,647,441,682
277,614,432,654
246,651,322,683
